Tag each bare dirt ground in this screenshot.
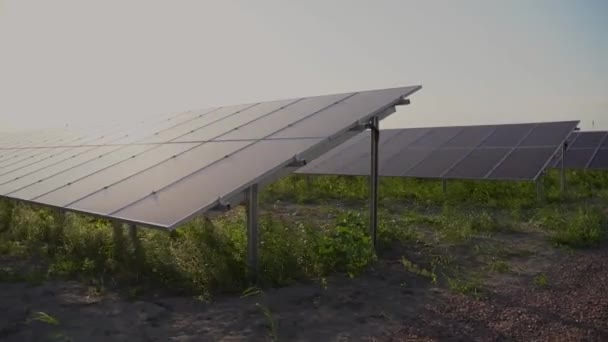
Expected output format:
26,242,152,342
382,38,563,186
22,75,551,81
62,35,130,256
392,246,608,341
1,205,607,341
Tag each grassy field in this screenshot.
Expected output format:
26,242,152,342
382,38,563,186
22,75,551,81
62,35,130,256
0,169,607,301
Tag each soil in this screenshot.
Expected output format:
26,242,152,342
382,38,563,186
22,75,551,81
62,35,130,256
1,207,607,341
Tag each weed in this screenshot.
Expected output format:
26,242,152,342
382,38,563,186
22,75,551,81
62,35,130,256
488,260,511,274
256,303,278,341
0,267,19,282
534,273,549,288
258,215,310,285
437,208,475,243
447,276,483,298
552,208,605,248
377,216,424,250
470,211,500,232
49,332,73,342
315,212,376,278
242,287,278,341
430,253,454,270
241,286,262,298
400,256,437,284
531,207,565,230
320,277,328,290
29,311,60,325
533,206,606,248
401,211,441,227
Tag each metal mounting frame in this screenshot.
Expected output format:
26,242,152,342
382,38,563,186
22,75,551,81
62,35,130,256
560,142,567,192
369,116,380,252
246,184,259,281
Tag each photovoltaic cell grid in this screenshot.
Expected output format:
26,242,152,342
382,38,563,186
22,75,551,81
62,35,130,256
298,121,579,181
550,131,608,170
0,86,421,229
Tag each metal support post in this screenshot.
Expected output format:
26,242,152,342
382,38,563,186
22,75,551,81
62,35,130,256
369,116,380,251
128,224,137,240
53,211,67,246
246,184,259,281
306,175,313,193
0,199,15,232
111,221,125,262
128,223,144,275
536,176,544,202
128,223,143,259
560,142,567,193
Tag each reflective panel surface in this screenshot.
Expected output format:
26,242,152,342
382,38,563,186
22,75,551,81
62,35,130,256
0,86,421,228
550,131,608,170
299,121,578,181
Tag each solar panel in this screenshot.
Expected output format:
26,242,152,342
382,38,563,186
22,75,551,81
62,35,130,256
486,147,557,180
445,125,496,147
589,149,608,169
560,149,596,168
480,124,535,147
381,148,435,177
0,86,421,228
519,122,578,146
407,148,471,178
408,126,463,148
444,148,510,179
551,131,608,170
298,121,579,181
570,131,606,149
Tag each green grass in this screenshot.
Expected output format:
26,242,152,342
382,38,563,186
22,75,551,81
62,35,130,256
532,206,606,248
377,215,425,249
263,174,542,209
29,311,60,325
0,204,382,297
533,273,549,288
242,287,278,341
0,169,607,298
488,260,511,274
400,256,437,284
447,275,484,298
265,170,608,212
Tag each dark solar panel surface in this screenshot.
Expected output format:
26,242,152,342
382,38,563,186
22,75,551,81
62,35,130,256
479,124,534,147
445,125,495,147
408,127,462,148
0,86,421,228
551,131,608,170
589,149,608,169
602,136,608,149
562,149,596,168
407,148,471,178
486,147,556,180
520,122,579,146
298,121,579,181
570,131,606,148
444,148,510,179
380,148,435,177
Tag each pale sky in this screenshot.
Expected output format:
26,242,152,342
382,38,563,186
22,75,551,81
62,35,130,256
1,0,606,133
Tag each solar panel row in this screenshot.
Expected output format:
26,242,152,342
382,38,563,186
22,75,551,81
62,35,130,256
298,121,579,181
550,131,608,170
0,86,421,229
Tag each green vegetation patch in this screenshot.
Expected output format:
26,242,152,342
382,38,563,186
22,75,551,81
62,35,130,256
0,168,607,299
0,203,387,297
532,206,606,248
